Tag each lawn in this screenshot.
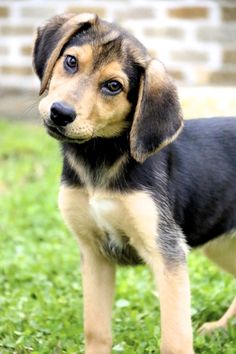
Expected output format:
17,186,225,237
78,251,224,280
0,119,235,353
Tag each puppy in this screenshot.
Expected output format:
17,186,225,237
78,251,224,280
33,13,236,354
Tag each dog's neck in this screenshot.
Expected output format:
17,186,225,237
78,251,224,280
61,133,132,190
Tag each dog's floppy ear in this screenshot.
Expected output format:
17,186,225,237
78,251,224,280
130,59,183,163
33,13,97,95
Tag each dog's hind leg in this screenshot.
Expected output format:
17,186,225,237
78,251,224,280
199,297,236,334
199,234,236,334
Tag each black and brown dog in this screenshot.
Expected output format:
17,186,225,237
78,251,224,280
33,13,236,354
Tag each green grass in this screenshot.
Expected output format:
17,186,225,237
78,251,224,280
0,119,235,353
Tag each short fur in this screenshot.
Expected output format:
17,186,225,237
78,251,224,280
33,13,236,354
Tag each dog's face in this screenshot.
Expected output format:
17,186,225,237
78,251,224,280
34,13,183,162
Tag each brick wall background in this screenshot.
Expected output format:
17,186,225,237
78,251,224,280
0,0,236,92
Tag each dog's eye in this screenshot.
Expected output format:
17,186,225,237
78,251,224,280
101,80,123,96
64,55,78,73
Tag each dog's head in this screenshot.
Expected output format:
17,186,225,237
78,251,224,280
33,13,183,162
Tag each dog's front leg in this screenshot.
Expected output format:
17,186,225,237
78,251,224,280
122,193,194,353
130,237,194,354
80,244,115,354
153,260,194,354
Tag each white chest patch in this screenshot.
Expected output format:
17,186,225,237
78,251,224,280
59,185,159,265
89,196,124,246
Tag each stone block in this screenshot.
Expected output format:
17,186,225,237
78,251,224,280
21,45,33,56
0,45,8,55
0,6,9,17
116,7,155,21
223,50,236,64
2,66,33,76
168,6,208,19
168,69,185,81
222,6,236,21
0,25,34,36
197,25,236,44
209,70,236,85
171,50,208,62
65,6,107,18
21,7,56,18
144,27,184,39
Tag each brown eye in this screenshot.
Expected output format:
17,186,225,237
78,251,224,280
64,55,78,73
101,80,123,96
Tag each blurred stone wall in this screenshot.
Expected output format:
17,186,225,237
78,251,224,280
1,0,236,92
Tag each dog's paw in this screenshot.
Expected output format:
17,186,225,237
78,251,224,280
198,320,226,335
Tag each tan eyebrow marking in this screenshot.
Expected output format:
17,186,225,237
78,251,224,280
99,61,129,92
64,44,94,73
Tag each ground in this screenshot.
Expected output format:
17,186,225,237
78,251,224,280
0,119,236,353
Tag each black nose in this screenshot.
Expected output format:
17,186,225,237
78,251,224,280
50,102,76,126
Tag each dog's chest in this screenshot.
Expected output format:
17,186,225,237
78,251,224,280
87,193,143,264
89,195,121,240
59,186,158,265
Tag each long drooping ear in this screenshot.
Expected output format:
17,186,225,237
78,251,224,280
33,13,97,95
130,59,183,163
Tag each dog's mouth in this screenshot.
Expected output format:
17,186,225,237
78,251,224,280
44,122,89,144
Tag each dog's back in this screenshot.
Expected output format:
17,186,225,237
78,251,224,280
166,117,236,246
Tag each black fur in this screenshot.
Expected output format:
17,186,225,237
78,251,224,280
33,15,68,79
168,118,236,247
61,117,236,251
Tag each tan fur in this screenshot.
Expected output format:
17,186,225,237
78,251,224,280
66,151,128,191
39,45,131,141
104,153,128,184
58,185,160,258
99,61,129,92
199,297,236,334
39,13,97,94
59,184,193,353
203,233,236,276
156,265,194,354
65,45,94,74
99,29,121,45
87,61,131,138
199,234,236,334
58,185,159,254
81,245,115,354
122,38,150,67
